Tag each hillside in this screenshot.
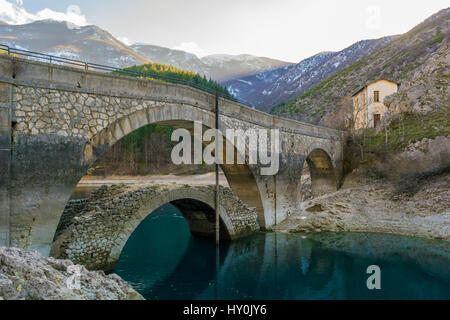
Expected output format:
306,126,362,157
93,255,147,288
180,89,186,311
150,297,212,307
224,64,296,107
131,43,209,76
118,63,233,98
272,8,449,129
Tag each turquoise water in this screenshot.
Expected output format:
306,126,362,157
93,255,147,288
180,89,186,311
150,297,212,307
114,204,450,300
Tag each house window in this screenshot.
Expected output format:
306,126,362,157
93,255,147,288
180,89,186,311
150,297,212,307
374,91,380,102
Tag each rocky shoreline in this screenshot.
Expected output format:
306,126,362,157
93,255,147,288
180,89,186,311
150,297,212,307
274,172,450,240
0,247,143,300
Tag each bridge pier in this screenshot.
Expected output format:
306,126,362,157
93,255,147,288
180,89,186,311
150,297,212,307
0,83,12,247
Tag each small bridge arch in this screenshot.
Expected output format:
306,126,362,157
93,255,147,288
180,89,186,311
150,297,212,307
304,145,339,197
51,185,259,271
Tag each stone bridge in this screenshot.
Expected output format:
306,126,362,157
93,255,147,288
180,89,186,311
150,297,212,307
51,184,259,271
0,54,346,256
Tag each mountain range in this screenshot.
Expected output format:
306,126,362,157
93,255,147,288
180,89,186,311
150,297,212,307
0,20,292,83
0,18,398,112
0,8,448,120
224,36,396,112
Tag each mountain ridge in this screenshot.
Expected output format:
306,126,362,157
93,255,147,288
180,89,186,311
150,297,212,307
271,8,449,129
225,35,397,112
0,19,292,83
132,43,293,82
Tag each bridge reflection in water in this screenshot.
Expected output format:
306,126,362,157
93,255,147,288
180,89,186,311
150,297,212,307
113,204,450,300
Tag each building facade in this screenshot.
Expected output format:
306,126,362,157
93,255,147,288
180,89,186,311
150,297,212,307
352,79,399,129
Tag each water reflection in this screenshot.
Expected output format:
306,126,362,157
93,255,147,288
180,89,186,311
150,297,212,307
114,204,450,300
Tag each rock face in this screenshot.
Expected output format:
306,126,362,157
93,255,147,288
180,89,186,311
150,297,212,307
372,135,450,180
0,247,143,300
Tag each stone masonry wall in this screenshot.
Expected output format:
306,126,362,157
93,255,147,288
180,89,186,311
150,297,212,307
12,86,161,139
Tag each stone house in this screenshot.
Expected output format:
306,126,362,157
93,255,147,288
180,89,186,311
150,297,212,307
352,79,399,129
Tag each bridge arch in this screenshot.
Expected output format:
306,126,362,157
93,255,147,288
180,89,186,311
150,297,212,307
51,185,259,271
304,145,338,197
82,102,266,226
106,188,237,271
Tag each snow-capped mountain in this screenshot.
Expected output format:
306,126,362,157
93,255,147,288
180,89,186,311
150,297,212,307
225,36,396,112
0,18,395,113
0,20,151,68
273,8,449,128
200,54,293,82
0,19,292,83
132,44,293,82
224,64,295,103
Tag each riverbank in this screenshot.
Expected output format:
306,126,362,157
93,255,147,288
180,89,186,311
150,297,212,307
274,171,450,240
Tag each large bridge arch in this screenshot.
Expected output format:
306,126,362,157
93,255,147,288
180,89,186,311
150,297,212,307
82,102,266,225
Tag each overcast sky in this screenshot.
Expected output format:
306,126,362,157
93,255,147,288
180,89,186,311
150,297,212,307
1,0,448,62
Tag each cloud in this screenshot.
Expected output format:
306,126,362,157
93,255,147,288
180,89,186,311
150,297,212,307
173,42,205,58
0,0,88,26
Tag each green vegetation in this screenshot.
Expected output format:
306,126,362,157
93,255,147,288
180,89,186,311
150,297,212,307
428,30,445,47
361,108,450,155
116,63,234,98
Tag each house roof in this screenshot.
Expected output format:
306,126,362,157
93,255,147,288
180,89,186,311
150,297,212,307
351,79,399,97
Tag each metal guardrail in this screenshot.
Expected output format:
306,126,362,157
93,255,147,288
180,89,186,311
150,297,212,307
0,43,251,107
